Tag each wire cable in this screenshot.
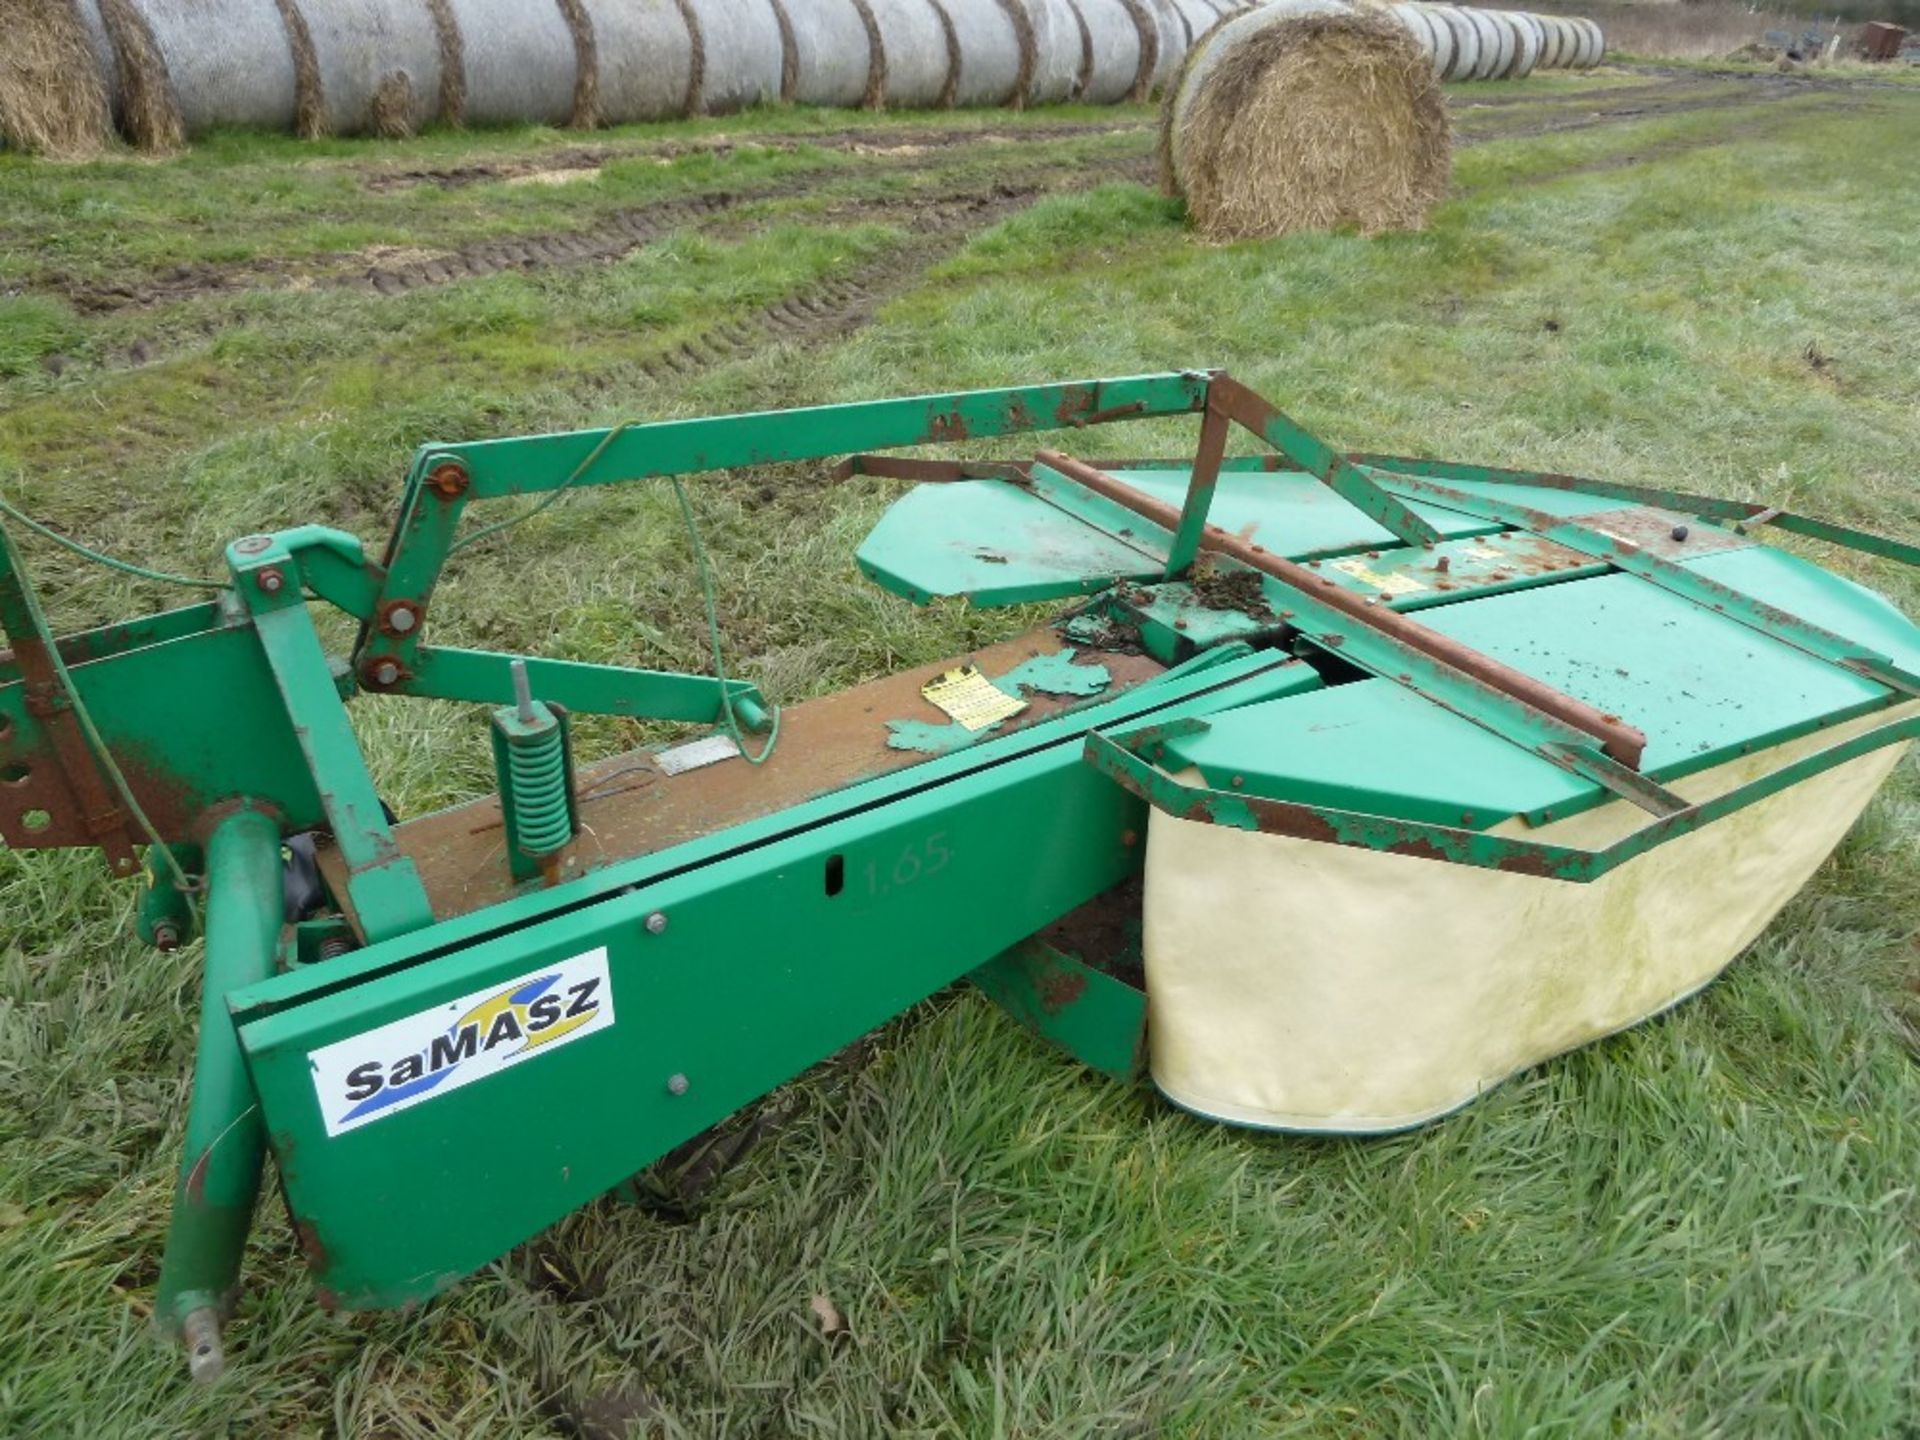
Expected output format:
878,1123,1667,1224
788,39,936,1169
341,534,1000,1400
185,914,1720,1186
0,495,224,590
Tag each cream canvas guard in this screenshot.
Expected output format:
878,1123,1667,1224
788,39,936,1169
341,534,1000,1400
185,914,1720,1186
1141,702,1916,1134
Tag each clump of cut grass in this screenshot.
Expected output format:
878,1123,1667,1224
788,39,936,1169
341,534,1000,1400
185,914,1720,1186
1163,8,1451,240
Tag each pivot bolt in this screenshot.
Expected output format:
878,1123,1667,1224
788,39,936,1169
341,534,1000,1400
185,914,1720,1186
384,603,419,635
645,910,668,935
666,1073,690,1096
426,459,471,498
255,567,285,595
153,922,180,952
1670,524,1690,542
369,659,401,688
233,534,273,555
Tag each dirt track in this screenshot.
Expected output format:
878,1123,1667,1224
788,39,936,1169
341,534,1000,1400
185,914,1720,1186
26,70,1854,386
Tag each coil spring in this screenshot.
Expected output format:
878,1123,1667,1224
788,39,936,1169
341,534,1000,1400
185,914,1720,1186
506,722,572,856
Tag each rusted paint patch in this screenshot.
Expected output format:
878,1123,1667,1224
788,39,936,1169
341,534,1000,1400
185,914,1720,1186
295,1218,331,1275
1036,968,1088,1015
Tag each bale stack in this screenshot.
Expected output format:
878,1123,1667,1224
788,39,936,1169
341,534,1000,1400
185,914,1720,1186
1161,1,1450,240
0,0,1602,156
1390,6,1602,79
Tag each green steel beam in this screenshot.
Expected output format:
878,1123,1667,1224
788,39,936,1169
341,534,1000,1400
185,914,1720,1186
1162,400,1231,577
1206,377,1443,548
396,647,765,725
971,938,1147,1081
228,539,435,942
154,805,281,1382
1085,707,1920,882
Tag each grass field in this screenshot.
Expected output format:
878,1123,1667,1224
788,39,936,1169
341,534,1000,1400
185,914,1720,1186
2,64,1918,1438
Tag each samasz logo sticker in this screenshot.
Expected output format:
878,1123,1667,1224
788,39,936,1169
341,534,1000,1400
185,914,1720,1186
309,949,614,1137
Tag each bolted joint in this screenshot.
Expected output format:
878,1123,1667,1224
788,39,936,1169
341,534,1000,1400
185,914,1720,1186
253,566,285,596
376,598,424,637
425,458,471,499
152,921,181,952
358,654,411,691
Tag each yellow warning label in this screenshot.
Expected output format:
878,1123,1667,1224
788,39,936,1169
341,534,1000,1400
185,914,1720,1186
1329,558,1427,596
921,664,1028,731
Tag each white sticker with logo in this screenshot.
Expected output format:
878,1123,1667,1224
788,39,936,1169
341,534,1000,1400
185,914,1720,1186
309,948,615,1137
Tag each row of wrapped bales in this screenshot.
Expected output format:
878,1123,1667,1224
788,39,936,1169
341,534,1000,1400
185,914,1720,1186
50,0,1261,148
1386,5,1603,80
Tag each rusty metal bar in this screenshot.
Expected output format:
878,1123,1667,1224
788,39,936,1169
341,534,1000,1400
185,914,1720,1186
1034,448,1649,767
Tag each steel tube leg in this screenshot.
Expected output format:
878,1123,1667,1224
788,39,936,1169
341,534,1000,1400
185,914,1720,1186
154,806,282,1382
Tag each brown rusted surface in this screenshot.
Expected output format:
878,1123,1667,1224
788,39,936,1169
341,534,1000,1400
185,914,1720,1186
294,1218,331,1275
834,455,1025,484
1035,448,1649,769
319,629,1166,930
1568,505,1755,560
1035,873,1143,990
1035,968,1088,1014
425,460,470,498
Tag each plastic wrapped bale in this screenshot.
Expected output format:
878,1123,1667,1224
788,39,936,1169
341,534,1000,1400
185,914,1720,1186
1022,0,1085,101
1075,0,1152,101
864,0,955,106
0,0,114,156
78,0,294,147
942,0,1025,104
297,0,447,136
1144,705,1917,1133
585,0,697,121
1536,12,1573,67
1416,1,1479,80
437,0,575,125
1162,4,1449,240
781,0,878,105
1491,7,1537,78
1460,5,1508,78
674,0,787,112
1140,0,1186,92
1569,15,1603,67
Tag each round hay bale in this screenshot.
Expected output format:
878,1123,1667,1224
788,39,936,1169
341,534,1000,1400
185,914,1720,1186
1489,8,1536,78
780,0,875,105
1570,16,1604,67
1536,13,1572,67
1075,0,1149,101
1021,0,1084,102
942,0,1026,105
1386,2,1447,80
0,0,115,157
297,0,447,136
863,0,954,107
1163,5,1450,241
1139,0,1186,93
680,0,785,113
582,0,693,122
1459,6,1507,79
1416,2,1479,80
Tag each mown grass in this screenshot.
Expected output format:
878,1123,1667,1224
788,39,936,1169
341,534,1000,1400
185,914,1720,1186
0,76,1916,1437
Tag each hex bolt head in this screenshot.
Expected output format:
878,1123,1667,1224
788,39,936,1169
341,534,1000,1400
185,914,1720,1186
255,567,285,595
153,922,180,952
645,910,668,935
386,604,418,634
666,1073,690,1096
1671,524,1690,542
370,660,400,687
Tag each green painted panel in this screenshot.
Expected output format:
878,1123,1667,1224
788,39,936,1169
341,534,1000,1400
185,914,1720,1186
1682,547,1920,673
971,939,1146,1082
235,655,1309,1308
856,479,1162,605
1160,679,1598,827
1392,476,1659,520
1101,469,1499,559
1306,532,1608,611
1420,574,1893,775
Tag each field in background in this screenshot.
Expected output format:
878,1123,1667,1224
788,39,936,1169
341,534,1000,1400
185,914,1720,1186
2,66,1918,1438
